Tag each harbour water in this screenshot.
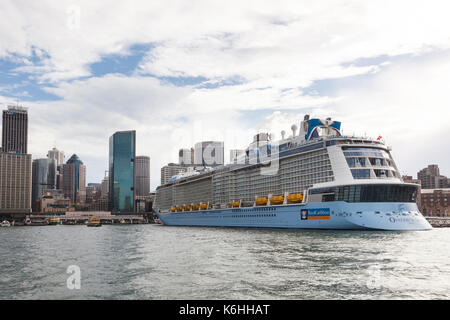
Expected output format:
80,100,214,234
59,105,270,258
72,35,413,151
1,225,449,300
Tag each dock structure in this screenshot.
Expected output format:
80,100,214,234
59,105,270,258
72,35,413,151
59,211,147,225
425,217,450,228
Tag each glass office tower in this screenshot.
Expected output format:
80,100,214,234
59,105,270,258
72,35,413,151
109,131,136,213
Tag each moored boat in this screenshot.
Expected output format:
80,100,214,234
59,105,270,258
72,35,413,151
48,216,61,225
87,216,102,227
1,220,11,227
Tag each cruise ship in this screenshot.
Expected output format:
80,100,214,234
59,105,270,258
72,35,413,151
154,115,432,231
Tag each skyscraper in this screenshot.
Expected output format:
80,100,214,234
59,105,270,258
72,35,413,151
0,152,32,214
62,154,86,204
101,172,109,198
32,158,50,212
109,131,136,213
135,156,150,196
2,105,28,154
47,147,65,166
46,158,57,190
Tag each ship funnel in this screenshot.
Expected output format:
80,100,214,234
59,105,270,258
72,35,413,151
291,124,298,137
281,130,286,140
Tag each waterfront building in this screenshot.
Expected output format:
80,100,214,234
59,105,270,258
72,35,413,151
136,156,150,196
179,148,194,165
2,105,28,154
161,163,186,185
420,188,450,216
40,189,72,214
136,193,155,213
0,152,32,214
62,154,86,204
417,164,448,189
194,141,224,166
230,149,245,164
109,130,136,213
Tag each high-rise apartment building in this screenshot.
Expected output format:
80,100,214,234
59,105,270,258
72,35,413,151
0,152,32,214
109,131,136,213
417,164,448,189
135,156,150,196
62,154,86,204
161,163,186,185
2,105,28,154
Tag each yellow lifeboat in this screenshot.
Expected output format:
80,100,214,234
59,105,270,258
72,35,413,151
185,205,192,211
176,205,183,212
200,203,208,210
255,197,268,206
270,195,284,205
229,201,240,208
192,204,200,211
170,206,177,212
287,193,303,203
208,203,213,209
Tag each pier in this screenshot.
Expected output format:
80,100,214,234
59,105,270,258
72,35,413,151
60,215,147,225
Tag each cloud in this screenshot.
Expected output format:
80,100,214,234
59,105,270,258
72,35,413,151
328,52,450,177
1,0,450,190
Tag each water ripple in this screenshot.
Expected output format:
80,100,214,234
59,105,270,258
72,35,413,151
0,225,449,299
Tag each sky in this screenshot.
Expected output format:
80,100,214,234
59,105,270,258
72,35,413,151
0,0,449,191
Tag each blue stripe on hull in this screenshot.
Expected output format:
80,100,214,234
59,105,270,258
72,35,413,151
155,202,432,231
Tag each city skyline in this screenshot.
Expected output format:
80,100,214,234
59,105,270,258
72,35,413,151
0,2,449,191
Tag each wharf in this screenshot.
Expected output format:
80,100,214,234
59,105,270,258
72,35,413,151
425,217,450,228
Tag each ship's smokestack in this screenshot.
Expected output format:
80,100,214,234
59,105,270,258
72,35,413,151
281,130,286,140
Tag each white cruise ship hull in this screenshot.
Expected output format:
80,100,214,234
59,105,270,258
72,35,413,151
155,202,432,231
